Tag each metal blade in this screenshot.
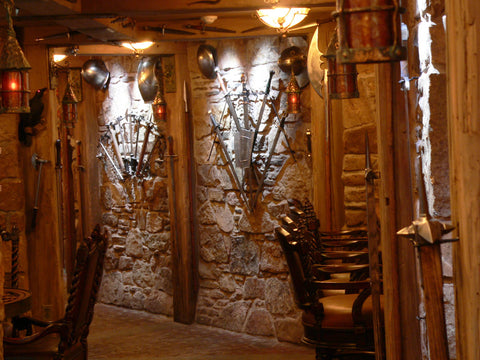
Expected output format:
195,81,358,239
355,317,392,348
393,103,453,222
144,25,196,36
185,24,236,33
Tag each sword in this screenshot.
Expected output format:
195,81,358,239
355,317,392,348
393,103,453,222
185,24,235,33
107,123,125,172
253,115,287,208
136,122,153,176
270,99,296,161
54,139,66,272
76,141,87,242
31,153,49,229
209,111,251,212
99,140,124,180
216,67,242,131
251,70,274,159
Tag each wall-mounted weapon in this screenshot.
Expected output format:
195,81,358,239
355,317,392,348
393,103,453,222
31,153,49,229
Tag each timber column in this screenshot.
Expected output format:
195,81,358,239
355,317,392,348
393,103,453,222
446,1,480,359
166,54,198,324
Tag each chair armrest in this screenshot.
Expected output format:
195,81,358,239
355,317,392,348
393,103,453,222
4,320,71,345
311,279,370,291
313,263,369,274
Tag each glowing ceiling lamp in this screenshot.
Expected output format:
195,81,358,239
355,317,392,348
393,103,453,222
121,41,154,52
256,7,310,32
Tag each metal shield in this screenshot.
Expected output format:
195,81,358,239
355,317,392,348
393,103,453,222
137,57,159,103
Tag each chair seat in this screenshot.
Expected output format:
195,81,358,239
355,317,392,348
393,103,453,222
303,294,384,329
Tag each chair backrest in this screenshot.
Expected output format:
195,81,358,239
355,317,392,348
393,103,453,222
62,225,107,346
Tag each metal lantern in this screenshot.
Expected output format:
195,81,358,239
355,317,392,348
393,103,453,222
0,0,31,113
333,0,406,63
286,69,301,114
152,88,167,122
323,32,359,99
62,80,78,128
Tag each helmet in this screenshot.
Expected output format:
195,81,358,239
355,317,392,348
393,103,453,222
81,59,110,90
197,44,217,79
137,57,159,103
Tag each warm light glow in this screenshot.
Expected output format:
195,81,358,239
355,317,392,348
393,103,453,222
9,80,18,90
121,41,154,51
53,54,67,63
256,8,310,31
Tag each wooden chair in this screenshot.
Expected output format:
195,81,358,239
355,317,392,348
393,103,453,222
4,225,107,360
276,202,384,360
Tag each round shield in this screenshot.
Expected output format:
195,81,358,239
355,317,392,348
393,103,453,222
81,59,110,90
307,27,325,98
278,46,307,75
197,44,218,79
137,57,159,103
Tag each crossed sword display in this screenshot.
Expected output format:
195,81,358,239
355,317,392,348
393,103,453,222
98,112,159,180
210,68,295,211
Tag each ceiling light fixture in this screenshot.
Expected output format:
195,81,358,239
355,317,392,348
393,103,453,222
121,41,154,52
256,7,310,32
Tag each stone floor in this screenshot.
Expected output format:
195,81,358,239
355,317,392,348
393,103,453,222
88,303,316,360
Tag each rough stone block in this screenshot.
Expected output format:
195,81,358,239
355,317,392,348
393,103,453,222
245,308,275,336
230,236,259,275
244,277,265,300
215,301,250,332
265,278,294,315
260,241,288,273
275,316,304,343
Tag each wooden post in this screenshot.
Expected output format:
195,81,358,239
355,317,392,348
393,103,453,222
375,63,422,360
445,1,480,359
166,54,198,324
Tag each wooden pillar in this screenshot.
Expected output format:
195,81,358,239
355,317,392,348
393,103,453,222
22,45,66,320
166,51,198,324
445,1,480,359
375,63,422,360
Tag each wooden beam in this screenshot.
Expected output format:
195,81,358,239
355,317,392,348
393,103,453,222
445,1,480,359
375,63,422,360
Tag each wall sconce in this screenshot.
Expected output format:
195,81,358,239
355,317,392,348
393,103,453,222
286,70,301,114
256,7,310,32
62,75,79,128
323,32,359,99
333,0,406,63
0,0,31,114
152,58,166,122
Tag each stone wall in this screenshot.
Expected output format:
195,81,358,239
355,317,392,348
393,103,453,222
341,64,378,228
96,36,312,343
187,36,312,342
96,56,174,316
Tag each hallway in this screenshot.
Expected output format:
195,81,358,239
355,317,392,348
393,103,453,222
88,304,316,360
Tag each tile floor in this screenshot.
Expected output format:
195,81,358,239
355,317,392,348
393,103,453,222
88,303,316,360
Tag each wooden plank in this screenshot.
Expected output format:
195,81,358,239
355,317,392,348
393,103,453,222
418,243,449,360
445,1,480,359
375,63,422,360
167,50,198,324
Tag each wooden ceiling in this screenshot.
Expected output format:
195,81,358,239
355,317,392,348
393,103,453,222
9,0,336,46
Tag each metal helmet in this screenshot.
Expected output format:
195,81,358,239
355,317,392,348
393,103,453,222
137,57,159,103
81,59,110,90
197,44,217,79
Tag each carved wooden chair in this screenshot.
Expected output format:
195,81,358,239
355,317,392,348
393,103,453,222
276,202,384,360
4,225,107,360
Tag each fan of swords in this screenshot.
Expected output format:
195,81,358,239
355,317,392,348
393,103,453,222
97,111,164,180
209,69,295,212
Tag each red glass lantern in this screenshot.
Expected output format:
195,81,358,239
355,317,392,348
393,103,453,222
323,32,359,99
286,70,301,114
333,0,406,63
62,81,78,128
0,1,31,113
152,88,167,122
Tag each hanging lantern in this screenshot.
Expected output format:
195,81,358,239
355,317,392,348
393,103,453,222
0,0,31,113
333,0,406,63
286,69,301,114
152,88,167,122
62,78,78,128
323,32,359,99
